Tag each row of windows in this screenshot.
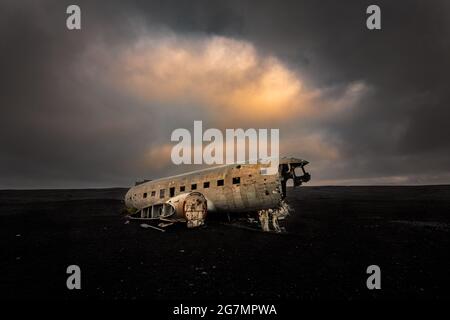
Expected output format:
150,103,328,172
142,177,241,199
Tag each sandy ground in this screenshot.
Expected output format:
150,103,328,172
0,186,449,300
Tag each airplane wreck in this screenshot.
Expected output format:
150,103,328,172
124,157,310,232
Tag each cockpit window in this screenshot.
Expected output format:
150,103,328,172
294,166,304,177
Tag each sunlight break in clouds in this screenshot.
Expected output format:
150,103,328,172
87,31,371,178
115,33,318,123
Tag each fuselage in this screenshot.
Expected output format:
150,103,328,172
125,162,282,213
125,158,310,212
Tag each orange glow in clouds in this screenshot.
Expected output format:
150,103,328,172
98,33,369,166
116,35,316,123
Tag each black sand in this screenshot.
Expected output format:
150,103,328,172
1,186,449,300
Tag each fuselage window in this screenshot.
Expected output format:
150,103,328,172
217,179,224,186
232,177,240,184
143,192,147,198
180,186,185,192
169,187,175,197
159,189,165,199
203,181,210,188
151,191,156,197
191,183,197,190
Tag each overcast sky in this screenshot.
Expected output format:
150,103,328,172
1,0,450,188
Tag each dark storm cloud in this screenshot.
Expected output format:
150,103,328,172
0,0,449,188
